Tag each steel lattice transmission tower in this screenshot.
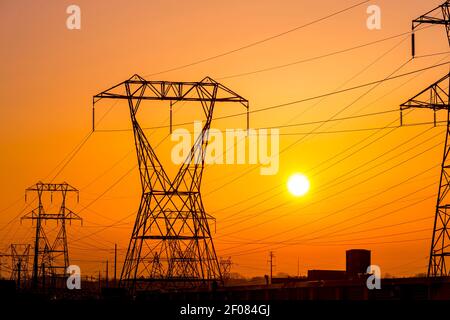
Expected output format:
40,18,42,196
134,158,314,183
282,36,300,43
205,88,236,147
22,182,82,287
10,244,31,288
401,1,450,277
219,257,233,282
93,75,248,291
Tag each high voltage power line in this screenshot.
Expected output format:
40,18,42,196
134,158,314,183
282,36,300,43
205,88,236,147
95,60,449,134
219,174,438,254
217,126,440,225
204,58,446,255
202,53,449,217
203,58,418,197
143,0,370,77
223,192,437,257
218,144,442,245
220,227,431,246
216,27,439,80
208,47,447,218
218,130,441,230
221,213,434,244
237,121,447,136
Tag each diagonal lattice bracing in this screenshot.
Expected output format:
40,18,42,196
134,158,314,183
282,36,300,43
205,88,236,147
401,74,450,277
10,244,31,288
94,75,248,291
403,1,450,277
22,182,82,288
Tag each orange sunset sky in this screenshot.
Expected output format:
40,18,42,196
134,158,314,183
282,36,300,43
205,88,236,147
1,0,449,279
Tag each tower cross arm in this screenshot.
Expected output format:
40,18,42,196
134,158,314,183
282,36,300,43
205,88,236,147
93,74,249,107
400,73,450,112
412,1,450,28
25,181,79,193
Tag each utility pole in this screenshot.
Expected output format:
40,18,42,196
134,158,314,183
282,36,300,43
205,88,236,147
269,251,275,284
93,75,249,292
22,182,82,288
402,0,450,277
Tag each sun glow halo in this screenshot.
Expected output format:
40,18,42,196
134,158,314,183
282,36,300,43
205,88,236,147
287,174,310,197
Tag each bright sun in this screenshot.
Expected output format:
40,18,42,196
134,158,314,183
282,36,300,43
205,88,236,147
287,174,310,197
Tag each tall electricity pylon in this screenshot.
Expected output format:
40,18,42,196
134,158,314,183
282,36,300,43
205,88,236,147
94,75,248,291
10,244,31,289
219,257,233,282
22,182,82,288
401,1,450,277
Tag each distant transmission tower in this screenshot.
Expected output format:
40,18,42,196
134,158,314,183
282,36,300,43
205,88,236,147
401,1,450,277
219,257,233,282
93,75,248,291
10,244,31,289
22,182,82,287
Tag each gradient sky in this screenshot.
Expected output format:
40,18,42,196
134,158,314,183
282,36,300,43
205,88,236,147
1,0,449,279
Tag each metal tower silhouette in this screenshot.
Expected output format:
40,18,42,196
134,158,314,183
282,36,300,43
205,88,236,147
219,257,233,282
22,182,82,287
10,244,31,289
94,75,248,291
401,1,450,277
